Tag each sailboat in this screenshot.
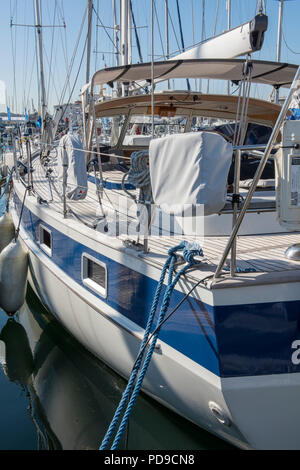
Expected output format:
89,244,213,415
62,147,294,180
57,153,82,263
3,0,300,450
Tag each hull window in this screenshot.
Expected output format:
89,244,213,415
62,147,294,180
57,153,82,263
82,254,107,298
39,225,52,257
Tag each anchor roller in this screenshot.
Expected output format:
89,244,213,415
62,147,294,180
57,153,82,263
0,240,29,314
0,213,15,253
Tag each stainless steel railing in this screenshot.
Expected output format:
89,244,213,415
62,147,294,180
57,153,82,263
214,66,300,279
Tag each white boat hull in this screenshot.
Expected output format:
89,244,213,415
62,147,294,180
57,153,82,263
10,201,300,449
9,178,300,450
23,227,248,448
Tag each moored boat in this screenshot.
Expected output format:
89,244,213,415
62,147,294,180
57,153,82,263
7,55,300,449
4,0,300,450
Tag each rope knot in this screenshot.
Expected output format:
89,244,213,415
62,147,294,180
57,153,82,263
168,241,203,265
126,151,150,189
182,241,203,265
168,241,186,258
124,150,152,205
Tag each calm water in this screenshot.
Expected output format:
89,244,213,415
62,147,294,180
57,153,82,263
0,199,234,451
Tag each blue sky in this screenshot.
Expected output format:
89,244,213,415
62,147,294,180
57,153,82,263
1,0,300,114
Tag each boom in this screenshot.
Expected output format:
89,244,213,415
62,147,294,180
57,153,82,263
173,14,268,61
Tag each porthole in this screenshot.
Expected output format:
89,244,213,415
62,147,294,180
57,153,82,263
39,224,52,256
82,254,107,298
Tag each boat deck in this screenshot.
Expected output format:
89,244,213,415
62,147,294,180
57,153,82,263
23,153,300,289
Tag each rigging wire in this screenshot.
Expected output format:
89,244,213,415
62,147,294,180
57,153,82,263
201,0,206,43
59,10,91,125
22,2,30,112
175,0,190,91
199,0,205,93
25,54,37,112
282,31,300,55
175,0,184,52
190,0,197,90
206,0,220,94
92,4,120,55
95,0,100,71
167,4,181,53
32,0,41,113
58,4,88,107
130,0,144,63
46,0,58,106
191,0,195,46
50,27,67,108
153,0,165,59
213,0,220,36
56,0,71,98
10,0,18,112
43,45,60,104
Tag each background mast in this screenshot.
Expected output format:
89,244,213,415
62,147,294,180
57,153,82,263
113,0,120,66
275,0,284,104
86,0,93,84
227,0,231,94
165,0,170,89
34,0,47,133
120,0,129,66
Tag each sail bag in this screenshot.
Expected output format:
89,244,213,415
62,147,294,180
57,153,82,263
57,132,88,200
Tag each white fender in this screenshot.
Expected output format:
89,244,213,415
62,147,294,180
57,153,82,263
0,213,15,253
0,240,28,314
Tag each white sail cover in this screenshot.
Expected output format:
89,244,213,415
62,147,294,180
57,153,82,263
173,14,268,61
149,132,233,216
174,23,254,61
57,132,88,200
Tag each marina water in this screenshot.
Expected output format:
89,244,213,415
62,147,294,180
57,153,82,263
0,199,233,451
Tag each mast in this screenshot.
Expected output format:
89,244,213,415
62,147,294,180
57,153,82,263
86,0,93,84
275,0,284,103
165,0,170,89
151,0,155,138
165,0,169,60
227,0,231,30
120,0,129,66
113,0,120,66
128,2,132,64
199,0,205,92
34,0,47,133
276,0,284,62
120,0,131,95
227,0,231,95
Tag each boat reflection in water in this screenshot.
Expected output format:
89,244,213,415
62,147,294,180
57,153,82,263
0,286,233,450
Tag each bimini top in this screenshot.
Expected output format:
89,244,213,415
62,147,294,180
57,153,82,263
91,59,298,89
94,92,282,127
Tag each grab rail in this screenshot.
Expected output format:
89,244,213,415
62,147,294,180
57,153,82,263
214,66,300,279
